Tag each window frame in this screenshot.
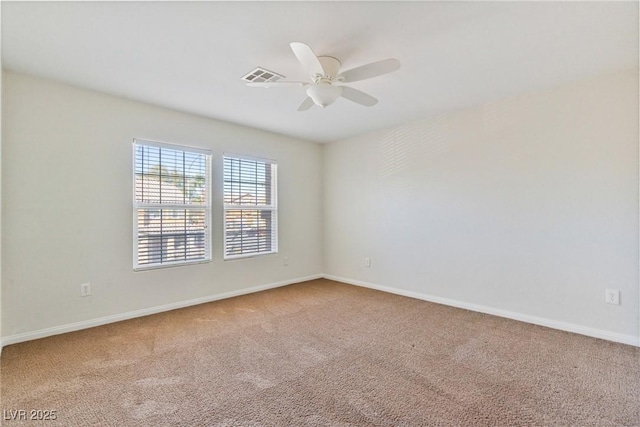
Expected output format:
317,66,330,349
132,138,212,271
223,153,278,260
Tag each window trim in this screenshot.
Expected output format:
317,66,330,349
222,153,278,260
132,138,212,271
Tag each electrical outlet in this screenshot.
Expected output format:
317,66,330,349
283,256,289,266
81,283,91,297
364,257,371,267
605,289,620,305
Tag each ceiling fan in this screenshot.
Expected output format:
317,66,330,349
246,42,401,111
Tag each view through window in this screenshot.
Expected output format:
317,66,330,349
223,155,277,259
133,140,211,269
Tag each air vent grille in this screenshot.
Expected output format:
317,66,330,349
241,67,285,83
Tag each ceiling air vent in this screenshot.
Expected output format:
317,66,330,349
241,67,285,83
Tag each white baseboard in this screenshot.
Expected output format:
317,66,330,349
2,273,637,352
323,274,640,347
0,274,323,349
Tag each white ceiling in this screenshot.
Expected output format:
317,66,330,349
2,1,638,143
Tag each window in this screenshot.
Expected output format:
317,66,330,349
133,139,211,269
223,155,277,259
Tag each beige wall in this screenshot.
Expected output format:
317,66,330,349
0,37,3,352
2,67,639,348
1,71,323,338
324,69,639,343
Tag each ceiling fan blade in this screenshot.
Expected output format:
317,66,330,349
341,86,378,107
247,81,308,88
338,58,401,83
297,96,315,111
290,42,325,77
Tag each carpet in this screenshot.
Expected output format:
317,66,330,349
1,279,639,426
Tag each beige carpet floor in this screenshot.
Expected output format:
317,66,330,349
1,279,639,426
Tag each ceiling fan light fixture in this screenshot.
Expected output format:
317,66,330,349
306,84,343,108
247,42,400,111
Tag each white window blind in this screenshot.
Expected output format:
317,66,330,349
133,139,211,269
223,155,277,259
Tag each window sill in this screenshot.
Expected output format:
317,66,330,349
223,251,278,261
134,258,211,271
